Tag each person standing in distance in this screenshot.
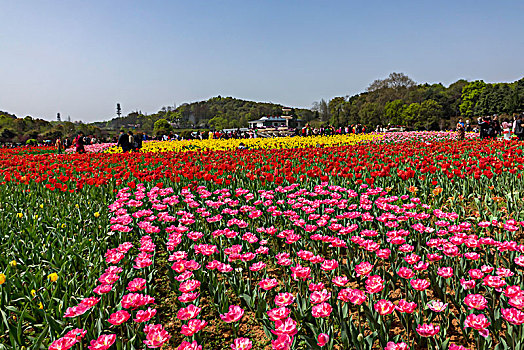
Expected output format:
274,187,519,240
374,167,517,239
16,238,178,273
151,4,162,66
74,131,85,153
117,130,130,152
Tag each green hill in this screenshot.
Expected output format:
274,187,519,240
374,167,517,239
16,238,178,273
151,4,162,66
93,96,315,133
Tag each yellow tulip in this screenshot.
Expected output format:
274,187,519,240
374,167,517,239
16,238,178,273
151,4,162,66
10,260,16,267
38,302,43,309
61,224,66,228
94,212,100,218
31,289,36,297
47,273,58,282
104,134,383,154
0,273,6,285
39,204,44,209
17,213,23,218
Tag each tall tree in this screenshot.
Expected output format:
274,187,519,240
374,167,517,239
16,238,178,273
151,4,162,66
358,102,381,126
367,72,416,92
459,81,486,117
318,99,329,121
384,99,405,125
153,118,172,135
328,97,346,126
417,99,442,130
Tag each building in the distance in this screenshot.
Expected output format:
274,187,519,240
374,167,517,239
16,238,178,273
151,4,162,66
248,108,304,129
248,116,288,128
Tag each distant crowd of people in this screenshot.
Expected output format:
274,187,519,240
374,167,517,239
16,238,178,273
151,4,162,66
116,130,144,153
53,132,111,153
456,114,524,140
298,124,368,137
207,124,371,140
5,114,524,154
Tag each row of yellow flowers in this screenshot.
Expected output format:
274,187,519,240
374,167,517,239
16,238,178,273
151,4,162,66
0,271,57,285
105,134,382,153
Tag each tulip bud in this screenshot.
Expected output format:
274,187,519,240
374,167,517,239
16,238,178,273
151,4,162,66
357,333,364,342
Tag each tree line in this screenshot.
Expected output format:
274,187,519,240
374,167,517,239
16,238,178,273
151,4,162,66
1,73,523,143
0,112,107,144
322,73,524,130
93,73,524,133
95,96,315,134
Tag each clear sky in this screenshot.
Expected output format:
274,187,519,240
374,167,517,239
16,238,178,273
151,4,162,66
1,0,523,122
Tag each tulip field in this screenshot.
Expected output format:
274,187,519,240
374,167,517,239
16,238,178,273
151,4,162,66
2,132,524,350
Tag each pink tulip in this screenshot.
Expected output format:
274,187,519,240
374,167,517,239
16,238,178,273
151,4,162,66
272,318,298,336
180,319,208,336
437,267,453,278
397,267,414,279
88,334,116,350
410,279,430,291
231,337,252,350
317,333,329,347
143,324,171,348
220,305,244,323
464,313,491,331
177,304,201,321
275,293,295,307
374,299,396,315
502,308,524,325
384,342,409,350
449,344,471,350
416,323,440,337
355,261,373,276
365,275,384,294
312,302,332,318
134,307,157,323
464,294,487,310
427,300,448,312
271,334,293,350
310,289,331,304
176,341,202,350
48,336,79,350
396,299,417,313
107,310,130,326
267,307,291,321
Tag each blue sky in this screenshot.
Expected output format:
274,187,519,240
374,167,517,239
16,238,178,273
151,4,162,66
1,0,523,122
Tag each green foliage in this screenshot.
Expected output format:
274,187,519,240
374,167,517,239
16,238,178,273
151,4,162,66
327,75,523,130
459,80,487,117
0,185,113,348
97,97,311,134
418,99,443,130
384,100,405,125
358,102,382,126
401,103,421,126
328,97,347,126
1,74,523,140
179,130,192,139
153,118,172,135
0,112,106,144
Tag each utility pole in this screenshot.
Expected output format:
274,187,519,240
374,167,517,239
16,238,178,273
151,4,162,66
117,103,122,118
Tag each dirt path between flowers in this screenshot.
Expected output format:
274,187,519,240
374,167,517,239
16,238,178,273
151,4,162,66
155,248,273,350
